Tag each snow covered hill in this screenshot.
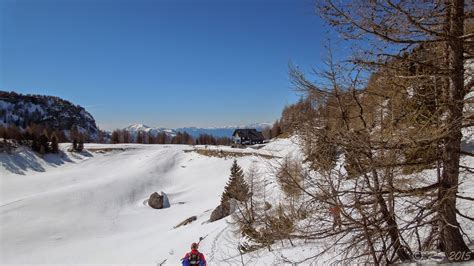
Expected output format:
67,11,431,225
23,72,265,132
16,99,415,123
0,91,99,139
0,139,300,265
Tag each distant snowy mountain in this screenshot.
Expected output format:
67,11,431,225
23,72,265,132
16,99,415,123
123,122,272,138
244,122,273,129
124,124,175,139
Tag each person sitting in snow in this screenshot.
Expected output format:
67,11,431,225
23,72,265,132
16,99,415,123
182,242,206,266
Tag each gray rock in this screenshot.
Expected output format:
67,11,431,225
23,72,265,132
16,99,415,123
148,191,171,209
210,199,237,222
148,192,164,209
210,201,230,222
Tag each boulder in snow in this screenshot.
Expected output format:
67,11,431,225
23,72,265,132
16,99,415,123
148,191,170,209
210,201,230,222
210,199,237,222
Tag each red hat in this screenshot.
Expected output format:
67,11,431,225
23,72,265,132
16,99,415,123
191,242,199,250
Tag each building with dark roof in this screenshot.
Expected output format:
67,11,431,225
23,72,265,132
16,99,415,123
232,128,264,145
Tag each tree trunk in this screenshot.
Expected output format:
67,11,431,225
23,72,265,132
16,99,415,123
371,169,411,262
439,0,471,261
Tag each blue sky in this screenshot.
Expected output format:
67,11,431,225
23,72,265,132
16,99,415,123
1,0,336,130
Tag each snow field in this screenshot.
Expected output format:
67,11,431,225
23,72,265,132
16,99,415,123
0,142,285,264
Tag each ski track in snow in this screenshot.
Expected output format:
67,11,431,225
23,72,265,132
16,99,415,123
0,142,291,265
208,225,229,263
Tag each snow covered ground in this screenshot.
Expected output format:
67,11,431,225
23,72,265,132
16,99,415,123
0,139,302,265
1,135,472,265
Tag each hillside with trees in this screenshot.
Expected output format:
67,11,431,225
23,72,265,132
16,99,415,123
231,1,474,263
0,91,103,143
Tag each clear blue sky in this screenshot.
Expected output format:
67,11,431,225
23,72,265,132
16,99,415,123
1,0,336,130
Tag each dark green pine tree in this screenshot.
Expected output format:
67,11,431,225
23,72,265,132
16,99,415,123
221,159,250,203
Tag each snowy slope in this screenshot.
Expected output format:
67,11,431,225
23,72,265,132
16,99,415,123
0,141,295,265
1,135,472,265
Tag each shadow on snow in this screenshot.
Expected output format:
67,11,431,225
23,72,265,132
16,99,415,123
0,148,92,175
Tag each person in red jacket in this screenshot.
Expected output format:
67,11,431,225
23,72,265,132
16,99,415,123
182,242,206,266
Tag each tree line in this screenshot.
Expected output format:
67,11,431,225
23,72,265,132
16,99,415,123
1,123,233,149
110,129,233,145
0,124,91,154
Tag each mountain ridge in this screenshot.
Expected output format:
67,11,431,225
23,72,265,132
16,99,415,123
122,122,272,138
